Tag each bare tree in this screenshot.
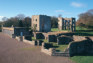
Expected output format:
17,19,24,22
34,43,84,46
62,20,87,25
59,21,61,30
2,17,8,21
16,14,25,20
77,9,93,29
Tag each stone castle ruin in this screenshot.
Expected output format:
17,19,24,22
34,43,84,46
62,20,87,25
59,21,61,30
2,14,93,57
58,17,76,32
32,15,51,32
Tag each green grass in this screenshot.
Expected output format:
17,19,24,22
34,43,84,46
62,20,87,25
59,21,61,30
32,37,36,40
51,28,61,31
51,28,69,32
76,26,90,30
56,45,68,52
47,42,68,52
53,43,68,52
32,37,48,42
51,27,93,36
75,26,93,36
70,56,93,63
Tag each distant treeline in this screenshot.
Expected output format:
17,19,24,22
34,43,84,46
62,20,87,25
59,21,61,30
0,14,58,29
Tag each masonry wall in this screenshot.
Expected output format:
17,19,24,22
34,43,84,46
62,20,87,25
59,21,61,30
58,17,76,32
32,15,40,31
32,15,51,32
2,27,30,37
69,39,93,56
14,27,30,36
2,27,14,36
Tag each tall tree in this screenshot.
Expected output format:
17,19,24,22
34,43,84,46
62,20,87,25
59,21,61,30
23,17,31,27
18,20,23,27
16,14,25,20
51,16,58,28
77,9,93,29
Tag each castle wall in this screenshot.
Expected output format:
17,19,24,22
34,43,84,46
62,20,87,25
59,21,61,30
58,17,76,32
32,15,51,32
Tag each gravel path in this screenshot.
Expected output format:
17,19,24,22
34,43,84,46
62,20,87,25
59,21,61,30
0,32,74,63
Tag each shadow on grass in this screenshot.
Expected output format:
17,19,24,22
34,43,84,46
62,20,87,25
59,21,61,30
76,30,93,32
72,30,93,36
72,53,93,57
52,46,59,48
74,32,93,36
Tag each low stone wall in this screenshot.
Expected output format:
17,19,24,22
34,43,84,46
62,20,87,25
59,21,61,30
68,38,93,56
23,39,36,46
2,27,14,36
15,36,42,46
73,35,86,41
14,27,30,36
33,32,45,39
53,52,69,57
48,35,57,42
57,35,73,45
41,43,69,57
2,27,30,36
41,48,53,56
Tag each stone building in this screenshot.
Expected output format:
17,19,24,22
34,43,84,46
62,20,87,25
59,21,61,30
31,15,51,32
58,17,76,32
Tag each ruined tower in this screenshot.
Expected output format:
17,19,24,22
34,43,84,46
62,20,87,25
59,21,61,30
58,17,76,32
31,15,51,32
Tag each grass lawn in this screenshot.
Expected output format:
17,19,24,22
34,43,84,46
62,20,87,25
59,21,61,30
46,42,68,52
54,44,68,52
75,26,93,36
51,28,69,32
51,28,61,31
51,27,93,36
32,37,36,40
32,37,48,42
70,56,93,63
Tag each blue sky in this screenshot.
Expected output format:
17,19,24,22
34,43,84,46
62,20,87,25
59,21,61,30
0,0,93,21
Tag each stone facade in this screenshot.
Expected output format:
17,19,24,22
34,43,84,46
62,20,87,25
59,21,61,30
2,27,14,36
34,32,45,39
58,17,76,32
32,15,51,32
14,27,30,36
57,35,73,45
48,35,57,42
69,38,93,56
2,27,31,37
73,35,86,41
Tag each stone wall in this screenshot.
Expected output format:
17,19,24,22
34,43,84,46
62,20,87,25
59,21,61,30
2,27,14,36
68,38,93,56
57,35,73,45
24,36,32,41
15,36,43,46
2,27,31,37
32,15,51,32
34,32,45,39
41,43,69,57
14,27,30,36
48,35,57,42
58,17,76,32
73,35,86,41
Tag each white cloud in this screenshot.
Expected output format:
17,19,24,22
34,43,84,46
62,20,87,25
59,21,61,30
71,2,85,7
55,10,72,15
0,16,4,18
0,16,4,21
